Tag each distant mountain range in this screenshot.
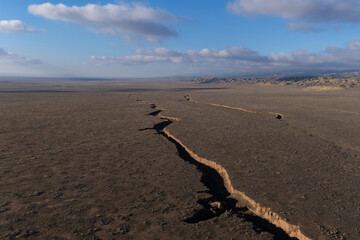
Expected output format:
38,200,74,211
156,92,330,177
192,73,360,88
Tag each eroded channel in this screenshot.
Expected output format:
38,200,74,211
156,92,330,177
140,103,306,240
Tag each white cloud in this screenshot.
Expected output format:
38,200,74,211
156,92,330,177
227,0,360,21
89,48,183,65
227,0,360,32
28,2,178,43
0,20,36,32
89,46,268,66
89,40,360,72
0,47,41,65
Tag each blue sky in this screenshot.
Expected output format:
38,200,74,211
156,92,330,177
2,0,360,77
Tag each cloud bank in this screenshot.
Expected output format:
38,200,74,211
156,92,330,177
90,46,267,65
0,20,36,32
89,41,360,72
227,0,360,32
28,2,178,43
0,48,41,64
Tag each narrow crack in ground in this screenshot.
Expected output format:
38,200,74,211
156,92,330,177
140,104,298,240
183,95,284,120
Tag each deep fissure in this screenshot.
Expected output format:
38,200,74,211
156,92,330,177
142,105,298,240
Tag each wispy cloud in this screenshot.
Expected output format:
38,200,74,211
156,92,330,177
0,47,41,64
0,20,37,32
28,2,179,43
88,40,360,72
227,0,360,32
89,46,268,65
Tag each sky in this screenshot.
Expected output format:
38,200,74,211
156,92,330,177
2,0,360,77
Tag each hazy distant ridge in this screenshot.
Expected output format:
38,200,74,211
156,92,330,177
194,75,360,88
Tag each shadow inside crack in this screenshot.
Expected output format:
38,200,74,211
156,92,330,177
184,197,237,223
236,208,297,239
148,110,162,116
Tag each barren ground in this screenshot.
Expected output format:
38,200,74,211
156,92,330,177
0,79,359,239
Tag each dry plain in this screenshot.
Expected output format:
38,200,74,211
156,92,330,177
0,79,359,239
